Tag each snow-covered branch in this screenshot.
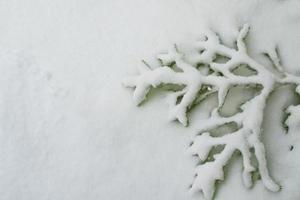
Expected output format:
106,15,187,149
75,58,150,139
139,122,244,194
123,24,300,200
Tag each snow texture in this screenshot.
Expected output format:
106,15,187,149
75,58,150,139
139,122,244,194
123,24,300,200
1,1,300,200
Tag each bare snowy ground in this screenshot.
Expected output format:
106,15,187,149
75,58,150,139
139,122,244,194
0,0,300,200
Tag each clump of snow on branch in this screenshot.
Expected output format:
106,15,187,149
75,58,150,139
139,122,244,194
123,24,300,200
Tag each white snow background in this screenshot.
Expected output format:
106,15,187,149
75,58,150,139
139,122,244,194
0,0,300,199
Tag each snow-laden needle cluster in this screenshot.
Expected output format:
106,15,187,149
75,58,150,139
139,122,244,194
123,24,300,200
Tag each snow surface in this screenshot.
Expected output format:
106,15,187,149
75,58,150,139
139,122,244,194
0,0,300,200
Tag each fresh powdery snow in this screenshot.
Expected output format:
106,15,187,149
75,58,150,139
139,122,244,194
0,0,300,200
123,23,300,199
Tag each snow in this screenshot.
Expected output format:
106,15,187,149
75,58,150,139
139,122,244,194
124,23,300,199
0,0,300,200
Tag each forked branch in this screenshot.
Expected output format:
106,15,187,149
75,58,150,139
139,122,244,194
123,24,300,200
